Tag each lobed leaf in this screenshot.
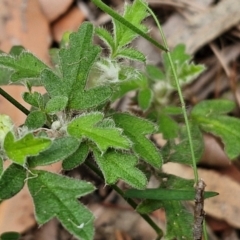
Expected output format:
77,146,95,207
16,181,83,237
93,149,147,189
112,113,162,168
28,170,95,240
4,132,51,165
67,112,131,153
113,0,148,48
192,115,240,159
0,50,48,83
42,22,112,110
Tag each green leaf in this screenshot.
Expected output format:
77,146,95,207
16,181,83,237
112,113,162,168
0,50,48,82
93,149,147,189
115,48,146,62
113,0,148,48
138,88,153,111
0,157,3,176
125,188,217,200
62,142,89,170
0,163,26,200
191,99,236,116
192,115,240,159
24,111,46,129
136,175,196,239
146,64,165,81
163,44,205,87
67,112,131,153
27,137,80,167
158,113,179,139
95,27,115,54
162,123,203,165
22,91,45,109
42,22,112,110
0,232,21,240
9,46,25,56
28,170,95,240
45,96,68,114
162,106,182,115
4,132,51,165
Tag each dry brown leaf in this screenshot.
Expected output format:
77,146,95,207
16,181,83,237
163,163,240,228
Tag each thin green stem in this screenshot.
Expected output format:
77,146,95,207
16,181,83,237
85,159,163,238
91,0,167,52
0,87,29,116
142,1,199,183
203,219,208,240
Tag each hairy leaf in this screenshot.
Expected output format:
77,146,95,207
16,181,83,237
95,27,115,54
45,96,68,114
27,137,80,167
161,123,204,165
4,132,51,165
0,50,48,82
113,0,148,48
25,111,46,130
62,142,89,170
28,170,95,240
191,99,236,116
0,163,26,200
67,112,131,153
42,22,112,110
158,113,179,139
22,91,45,109
115,48,146,62
138,88,153,111
112,113,162,168
192,115,240,159
93,149,147,189
162,44,205,87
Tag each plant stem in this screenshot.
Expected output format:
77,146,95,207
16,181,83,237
91,0,167,52
85,159,163,238
142,2,199,183
0,87,29,115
